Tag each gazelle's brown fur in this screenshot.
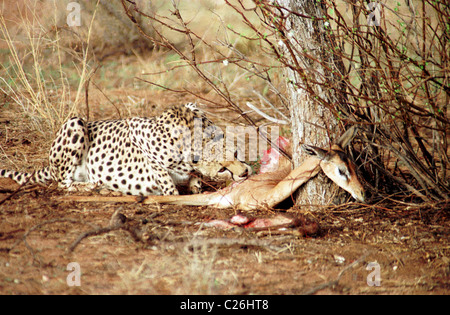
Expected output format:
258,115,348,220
63,127,365,209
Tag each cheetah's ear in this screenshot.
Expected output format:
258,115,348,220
184,102,198,111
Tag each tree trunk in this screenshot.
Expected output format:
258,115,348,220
277,0,348,205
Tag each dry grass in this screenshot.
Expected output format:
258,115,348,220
0,0,282,132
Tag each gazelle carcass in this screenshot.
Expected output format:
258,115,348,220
62,127,365,210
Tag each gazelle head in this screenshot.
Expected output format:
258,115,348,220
302,127,365,202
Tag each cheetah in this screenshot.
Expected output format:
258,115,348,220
0,103,251,196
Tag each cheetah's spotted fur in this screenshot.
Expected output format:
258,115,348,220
0,103,251,196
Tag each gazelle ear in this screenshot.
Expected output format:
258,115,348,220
302,144,328,159
336,126,358,149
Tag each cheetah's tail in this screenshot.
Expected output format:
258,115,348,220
0,167,52,186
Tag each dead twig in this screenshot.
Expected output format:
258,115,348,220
68,210,126,252
68,210,155,252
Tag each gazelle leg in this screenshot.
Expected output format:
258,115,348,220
255,157,321,208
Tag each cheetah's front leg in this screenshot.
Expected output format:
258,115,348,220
148,163,179,195
49,117,89,188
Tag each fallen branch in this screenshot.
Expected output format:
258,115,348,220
67,209,154,252
68,210,128,252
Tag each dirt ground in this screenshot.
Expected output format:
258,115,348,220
0,97,448,296
0,184,448,295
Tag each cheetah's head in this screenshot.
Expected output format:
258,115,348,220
193,160,252,182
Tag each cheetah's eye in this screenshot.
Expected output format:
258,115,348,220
218,167,227,173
